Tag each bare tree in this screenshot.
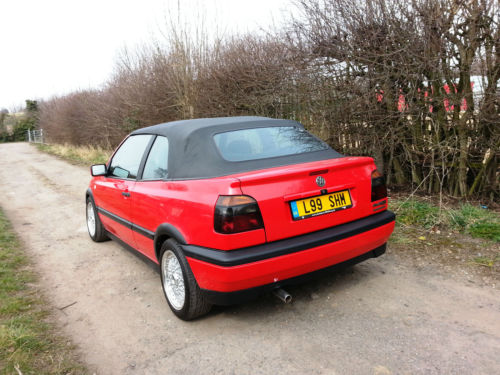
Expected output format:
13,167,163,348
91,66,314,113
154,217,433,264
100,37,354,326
37,0,498,200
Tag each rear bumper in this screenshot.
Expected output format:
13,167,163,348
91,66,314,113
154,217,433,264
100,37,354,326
202,244,387,305
183,210,395,302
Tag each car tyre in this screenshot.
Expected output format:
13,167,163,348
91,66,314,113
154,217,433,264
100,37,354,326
160,239,212,320
86,196,108,242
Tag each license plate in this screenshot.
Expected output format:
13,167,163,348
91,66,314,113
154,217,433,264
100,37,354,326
290,190,352,220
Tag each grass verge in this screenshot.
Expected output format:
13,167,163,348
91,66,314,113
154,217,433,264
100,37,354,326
35,143,111,166
0,208,87,374
388,197,499,282
391,198,500,242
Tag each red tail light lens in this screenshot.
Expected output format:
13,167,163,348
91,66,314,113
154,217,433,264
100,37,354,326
214,195,264,234
371,169,387,201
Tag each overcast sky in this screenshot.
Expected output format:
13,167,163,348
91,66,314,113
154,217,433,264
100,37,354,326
0,0,295,111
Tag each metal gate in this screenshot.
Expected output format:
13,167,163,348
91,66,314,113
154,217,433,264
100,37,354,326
26,129,44,143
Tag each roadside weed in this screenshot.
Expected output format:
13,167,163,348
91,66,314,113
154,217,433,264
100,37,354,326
391,199,500,242
467,221,500,242
471,255,500,268
393,200,440,229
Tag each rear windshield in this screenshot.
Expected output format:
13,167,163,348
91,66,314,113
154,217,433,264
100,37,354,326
213,126,329,162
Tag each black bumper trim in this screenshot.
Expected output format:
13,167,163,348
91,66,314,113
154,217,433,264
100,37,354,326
182,210,395,267
202,243,386,305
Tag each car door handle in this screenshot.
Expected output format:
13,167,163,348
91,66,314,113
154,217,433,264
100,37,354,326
122,192,131,197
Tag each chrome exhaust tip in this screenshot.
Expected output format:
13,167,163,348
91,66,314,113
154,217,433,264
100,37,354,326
272,288,292,304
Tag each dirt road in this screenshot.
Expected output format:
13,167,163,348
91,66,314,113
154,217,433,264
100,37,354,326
0,142,498,375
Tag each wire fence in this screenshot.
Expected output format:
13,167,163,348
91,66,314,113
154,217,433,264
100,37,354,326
27,129,44,143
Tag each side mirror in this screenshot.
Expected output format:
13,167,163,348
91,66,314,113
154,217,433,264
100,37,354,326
91,164,107,176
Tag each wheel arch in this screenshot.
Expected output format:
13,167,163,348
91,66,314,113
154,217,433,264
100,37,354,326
154,224,187,262
86,187,93,201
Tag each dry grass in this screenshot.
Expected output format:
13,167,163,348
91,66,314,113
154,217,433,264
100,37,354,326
36,143,111,166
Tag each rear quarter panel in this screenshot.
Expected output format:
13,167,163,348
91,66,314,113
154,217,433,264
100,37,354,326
131,177,266,257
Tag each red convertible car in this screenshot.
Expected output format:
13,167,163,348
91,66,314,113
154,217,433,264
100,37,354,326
86,117,395,320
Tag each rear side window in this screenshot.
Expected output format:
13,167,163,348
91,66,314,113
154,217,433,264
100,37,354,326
213,126,329,162
142,136,169,180
109,135,152,179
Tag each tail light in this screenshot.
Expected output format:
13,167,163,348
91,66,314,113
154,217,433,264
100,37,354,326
214,195,264,234
371,169,387,201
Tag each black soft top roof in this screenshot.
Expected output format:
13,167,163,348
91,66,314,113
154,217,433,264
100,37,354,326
131,116,342,179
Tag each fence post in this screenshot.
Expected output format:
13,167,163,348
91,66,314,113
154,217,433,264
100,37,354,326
28,130,31,142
